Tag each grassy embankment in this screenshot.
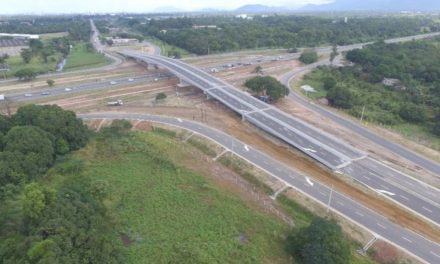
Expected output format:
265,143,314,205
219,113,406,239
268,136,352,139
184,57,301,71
144,36,191,58
33,124,376,263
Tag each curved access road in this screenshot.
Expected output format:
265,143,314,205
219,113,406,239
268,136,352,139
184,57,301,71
121,51,440,227
280,34,440,177
78,112,440,264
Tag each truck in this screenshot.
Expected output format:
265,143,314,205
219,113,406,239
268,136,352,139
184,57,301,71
107,99,123,106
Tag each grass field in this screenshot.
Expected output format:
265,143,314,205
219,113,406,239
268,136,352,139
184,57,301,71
54,127,378,263
4,51,62,78
144,36,192,58
64,42,111,70
76,131,290,263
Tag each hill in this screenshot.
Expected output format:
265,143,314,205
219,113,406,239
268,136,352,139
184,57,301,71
300,0,440,11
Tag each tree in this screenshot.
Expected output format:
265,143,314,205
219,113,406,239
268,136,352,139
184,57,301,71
156,92,167,101
14,68,37,80
299,50,318,64
252,65,264,75
288,218,350,264
399,103,428,123
0,53,9,64
323,77,337,90
46,79,55,87
327,85,356,109
245,76,289,102
13,104,89,152
22,183,47,220
4,126,55,175
330,45,339,64
20,48,33,64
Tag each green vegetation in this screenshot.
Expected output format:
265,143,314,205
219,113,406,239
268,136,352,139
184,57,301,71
64,42,110,70
288,218,351,264
245,76,290,102
78,127,290,263
299,50,319,64
0,111,378,263
14,68,37,80
0,105,113,264
46,79,55,87
155,92,167,101
144,35,191,57
303,38,440,147
218,155,274,195
132,15,439,55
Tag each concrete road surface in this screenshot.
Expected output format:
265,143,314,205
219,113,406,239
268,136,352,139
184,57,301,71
120,51,440,227
79,112,440,264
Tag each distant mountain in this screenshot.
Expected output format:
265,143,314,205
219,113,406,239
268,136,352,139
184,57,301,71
300,0,440,11
235,4,287,13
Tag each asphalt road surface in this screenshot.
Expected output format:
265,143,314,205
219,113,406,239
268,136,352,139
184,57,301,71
4,73,172,102
279,34,440,177
79,112,440,264
121,51,440,228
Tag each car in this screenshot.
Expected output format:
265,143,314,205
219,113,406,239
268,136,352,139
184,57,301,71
41,92,50,96
154,78,158,82
24,93,33,97
64,88,72,91
128,78,134,82
110,81,117,85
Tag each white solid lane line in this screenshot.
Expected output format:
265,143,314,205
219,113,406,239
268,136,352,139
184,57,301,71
422,206,433,213
402,237,412,243
377,223,387,229
305,177,314,186
355,211,364,217
430,251,440,258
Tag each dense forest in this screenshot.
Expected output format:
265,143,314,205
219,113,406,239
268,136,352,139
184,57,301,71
0,16,90,36
129,15,439,55
0,105,122,263
304,38,440,137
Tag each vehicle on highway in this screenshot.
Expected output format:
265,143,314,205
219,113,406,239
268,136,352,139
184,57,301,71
110,81,117,85
64,88,72,91
107,99,123,106
41,92,50,96
24,93,32,97
154,78,158,82
128,78,134,82
0,94,4,101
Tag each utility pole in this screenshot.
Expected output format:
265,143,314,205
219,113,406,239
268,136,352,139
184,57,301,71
360,105,366,123
327,184,334,213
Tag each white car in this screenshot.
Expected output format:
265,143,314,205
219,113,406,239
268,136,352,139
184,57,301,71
64,88,72,91
154,78,158,82
128,78,134,82
24,93,33,97
110,81,117,85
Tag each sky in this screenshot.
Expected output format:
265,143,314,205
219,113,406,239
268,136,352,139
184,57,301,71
0,0,332,14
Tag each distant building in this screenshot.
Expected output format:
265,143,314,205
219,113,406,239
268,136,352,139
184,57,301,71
0,39,29,56
0,33,39,39
192,25,217,29
382,78,406,90
236,14,253,20
107,38,139,46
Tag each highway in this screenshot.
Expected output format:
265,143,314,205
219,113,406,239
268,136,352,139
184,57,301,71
279,35,440,177
4,73,172,102
78,112,440,264
121,50,440,228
